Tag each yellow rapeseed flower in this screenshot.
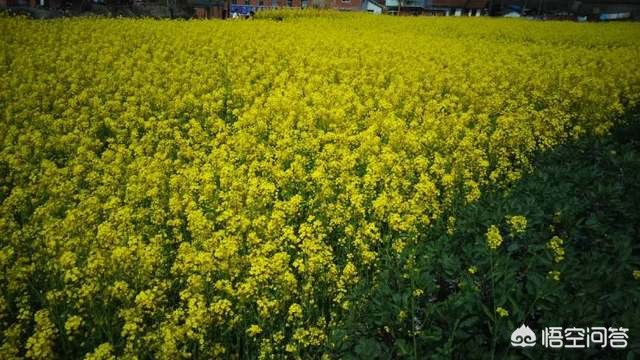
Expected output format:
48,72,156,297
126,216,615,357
486,225,503,251
547,236,565,263
247,325,263,337
496,307,509,318
64,315,83,336
507,215,527,235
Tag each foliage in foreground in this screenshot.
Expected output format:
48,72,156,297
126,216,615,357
1,15,640,359
341,114,640,359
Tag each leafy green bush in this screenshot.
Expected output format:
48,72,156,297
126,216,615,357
335,113,640,359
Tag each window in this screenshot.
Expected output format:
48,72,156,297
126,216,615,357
259,0,264,5
286,0,292,6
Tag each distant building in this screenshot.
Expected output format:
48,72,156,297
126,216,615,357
384,0,488,15
429,0,487,15
1,0,638,19
364,0,384,12
572,0,639,18
192,0,226,18
380,0,639,18
495,0,640,18
330,0,363,11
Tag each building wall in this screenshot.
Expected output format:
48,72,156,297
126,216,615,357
431,0,487,9
211,6,224,17
366,0,382,12
231,0,361,10
194,6,208,17
332,0,362,10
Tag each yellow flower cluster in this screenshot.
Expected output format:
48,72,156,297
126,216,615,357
247,324,263,337
507,215,527,235
1,13,639,358
496,307,509,318
547,236,565,263
548,270,561,281
85,343,115,360
25,310,57,360
64,315,83,337
486,225,503,251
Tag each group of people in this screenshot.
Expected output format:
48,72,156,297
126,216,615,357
231,10,255,19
